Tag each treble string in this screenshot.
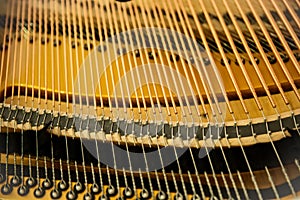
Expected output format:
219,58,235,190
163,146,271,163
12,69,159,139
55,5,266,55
162,1,224,198
74,0,94,195
178,0,240,199
120,2,157,197
131,1,170,196
60,0,73,196
114,2,140,197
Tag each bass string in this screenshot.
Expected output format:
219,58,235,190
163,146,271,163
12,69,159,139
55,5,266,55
283,0,300,29
198,0,249,114
211,0,263,111
233,0,290,105
223,0,297,196
259,0,300,72
222,0,276,108
246,0,300,101
271,0,300,51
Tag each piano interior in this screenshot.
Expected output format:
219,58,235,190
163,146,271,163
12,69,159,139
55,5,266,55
0,0,299,199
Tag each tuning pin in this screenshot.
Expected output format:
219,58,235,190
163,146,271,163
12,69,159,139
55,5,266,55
0,174,5,184
50,188,62,199
99,194,109,200
191,194,201,200
26,177,37,188
174,192,184,200
106,185,117,197
10,175,21,187
1,183,12,195
17,185,29,196
58,179,69,191
90,183,101,194
123,187,134,198
140,188,151,199
156,190,168,200
84,192,95,200
74,181,85,193
42,178,53,190
66,190,78,200
33,187,45,198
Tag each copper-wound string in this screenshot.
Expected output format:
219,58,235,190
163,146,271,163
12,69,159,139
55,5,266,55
210,0,263,111
165,0,222,118
197,0,249,114
222,0,276,108
271,0,300,51
245,0,300,101
259,0,300,76
183,0,233,115
282,0,300,30
233,0,290,105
